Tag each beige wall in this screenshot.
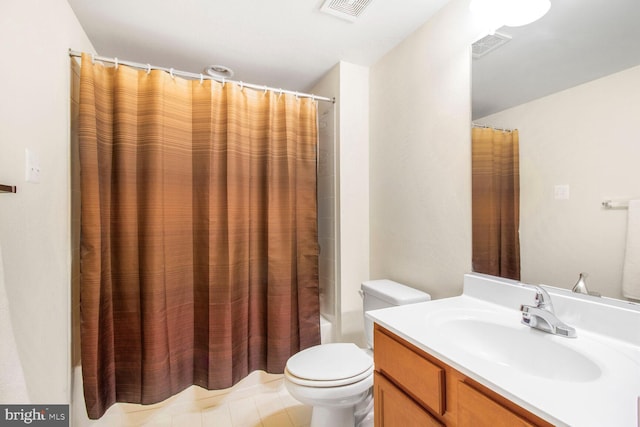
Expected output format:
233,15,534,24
337,62,370,345
312,62,371,345
476,65,640,299
0,0,94,403
369,0,479,300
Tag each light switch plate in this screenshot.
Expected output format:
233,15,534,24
25,148,41,183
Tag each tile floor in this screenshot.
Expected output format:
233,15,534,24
72,369,312,427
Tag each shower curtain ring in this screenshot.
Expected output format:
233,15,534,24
147,64,151,75
114,57,118,69
200,73,204,85
222,77,226,87
264,85,268,95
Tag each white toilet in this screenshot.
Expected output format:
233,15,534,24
284,279,431,427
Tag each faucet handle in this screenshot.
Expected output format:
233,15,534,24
572,272,589,294
533,286,553,311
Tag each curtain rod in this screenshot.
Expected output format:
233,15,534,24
472,122,515,132
69,50,334,104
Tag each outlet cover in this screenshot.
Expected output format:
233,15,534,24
554,184,570,200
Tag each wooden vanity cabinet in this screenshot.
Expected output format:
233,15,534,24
375,372,444,427
373,324,554,427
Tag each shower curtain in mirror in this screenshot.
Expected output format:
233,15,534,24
471,127,520,280
77,53,320,419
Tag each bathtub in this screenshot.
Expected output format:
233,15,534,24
320,315,334,344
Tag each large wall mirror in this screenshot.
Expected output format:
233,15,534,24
471,0,640,300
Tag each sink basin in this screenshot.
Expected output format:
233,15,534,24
434,316,602,382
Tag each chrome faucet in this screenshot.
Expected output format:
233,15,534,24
520,285,577,338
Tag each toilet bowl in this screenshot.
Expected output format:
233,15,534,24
285,343,373,426
284,280,430,427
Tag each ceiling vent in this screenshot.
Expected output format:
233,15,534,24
320,0,374,22
472,32,512,59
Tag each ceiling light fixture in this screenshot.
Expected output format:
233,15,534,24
470,0,551,34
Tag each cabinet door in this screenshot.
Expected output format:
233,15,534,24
374,372,444,427
457,381,535,427
375,328,446,415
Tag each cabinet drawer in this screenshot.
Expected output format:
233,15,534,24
457,381,535,427
375,372,444,427
374,327,445,415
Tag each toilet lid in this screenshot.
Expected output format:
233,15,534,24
286,343,373,383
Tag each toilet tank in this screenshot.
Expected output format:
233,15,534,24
361,279,431,349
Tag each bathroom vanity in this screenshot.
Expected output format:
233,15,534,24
368,273,640,426
374,324,552,426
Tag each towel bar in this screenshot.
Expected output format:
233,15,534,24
602,200,628,209
0,184,16,193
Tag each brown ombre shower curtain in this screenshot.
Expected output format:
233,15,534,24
471,127,520,280
78,53,320,419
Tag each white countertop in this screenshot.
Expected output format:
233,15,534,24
367,274,640,427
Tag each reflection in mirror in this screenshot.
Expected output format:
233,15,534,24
471,0,640,300
471,127,520,280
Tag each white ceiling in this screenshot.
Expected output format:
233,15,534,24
66,0,451,94
472,0,640,119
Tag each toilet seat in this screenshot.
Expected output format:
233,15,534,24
285,343,373,388
285,365,374,388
